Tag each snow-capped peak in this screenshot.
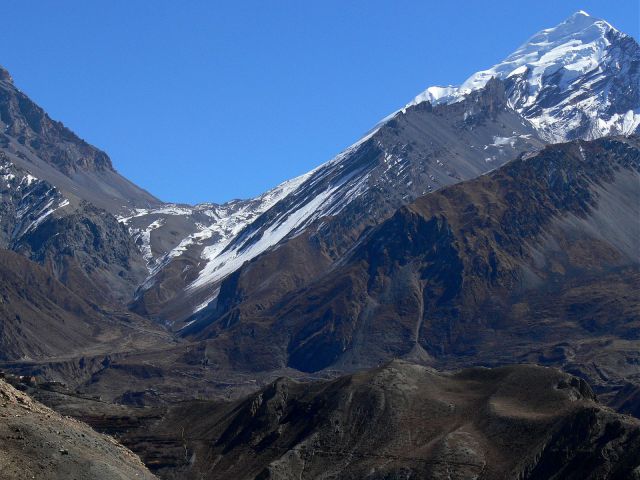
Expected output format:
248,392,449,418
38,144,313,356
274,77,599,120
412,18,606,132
128,12,640,322
459,11,613,92
406,11,640,141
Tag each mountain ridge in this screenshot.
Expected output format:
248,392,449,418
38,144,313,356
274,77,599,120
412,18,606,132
119,11,640,326
113,362,640,480
179,135,640,394
0,67,160,212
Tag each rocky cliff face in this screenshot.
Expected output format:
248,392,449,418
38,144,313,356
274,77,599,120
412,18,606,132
0,73,111,174
0,151,66,245
13,202,148,306
115,362,640,480
0,67,158,307
0,152,147,306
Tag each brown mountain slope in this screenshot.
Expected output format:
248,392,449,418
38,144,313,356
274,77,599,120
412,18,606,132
182,136,640,393
0,249,172,367
118,362,640,480
0,376,156,480
0,67,154,307
11,202,149,306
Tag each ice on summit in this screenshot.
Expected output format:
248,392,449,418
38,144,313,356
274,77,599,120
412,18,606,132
406,11,640,141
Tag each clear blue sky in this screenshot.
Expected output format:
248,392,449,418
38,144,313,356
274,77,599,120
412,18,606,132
1,1,637,204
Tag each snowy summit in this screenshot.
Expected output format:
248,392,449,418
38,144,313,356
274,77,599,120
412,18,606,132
407,11,640,141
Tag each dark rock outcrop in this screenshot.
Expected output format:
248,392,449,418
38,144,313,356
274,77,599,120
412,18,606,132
118,362,640,480
13,202,147,305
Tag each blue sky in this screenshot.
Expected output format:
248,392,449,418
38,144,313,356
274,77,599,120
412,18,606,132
1,1,637,204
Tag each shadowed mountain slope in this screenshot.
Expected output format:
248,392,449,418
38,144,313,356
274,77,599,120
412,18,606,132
0,150,148,306
0,249,172,366
119,362,640,480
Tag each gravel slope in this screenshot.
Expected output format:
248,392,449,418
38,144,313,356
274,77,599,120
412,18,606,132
0,378,156,480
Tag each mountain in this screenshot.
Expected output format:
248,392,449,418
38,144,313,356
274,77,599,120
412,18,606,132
3,11,635,327
178,136,640,394
0,71,159,305
1,12,635,323
132,79,547,322
126,11,640,327
116,362,640,480
27,135,637,419
0,65,159,213
0,375,157,479
120,174,311,316
0,11,635,398
0,10,638,478
0,151,148,305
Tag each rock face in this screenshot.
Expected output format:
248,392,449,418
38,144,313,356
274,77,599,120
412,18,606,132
0,64,155,307
12,202,148,306
610,383,640,419
0,151,148,306
0,77,111,175
118,362,640,480
0,377,157,480
0,152,66,245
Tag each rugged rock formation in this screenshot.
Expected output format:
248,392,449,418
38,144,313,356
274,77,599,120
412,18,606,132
0,67,158,213
116,362,640,479
12,202,148,305
0,151,148,305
